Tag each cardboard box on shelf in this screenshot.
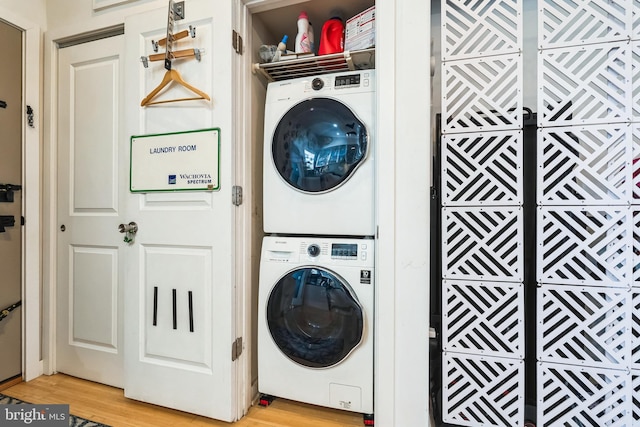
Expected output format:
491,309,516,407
344,6,375,51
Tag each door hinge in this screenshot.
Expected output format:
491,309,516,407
232,30,243,55
232,185,243,206
231,337,243,361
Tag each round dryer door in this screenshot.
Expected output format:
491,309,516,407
271,97,368,193
266,267,364,368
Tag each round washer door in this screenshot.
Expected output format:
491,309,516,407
266,267,364,368
271,97,368,193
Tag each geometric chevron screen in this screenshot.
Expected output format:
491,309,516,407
440,1,640,425
537,1,640,426
440,1,524,425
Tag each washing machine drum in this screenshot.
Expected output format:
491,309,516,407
271,97,368,193
267,267,364,368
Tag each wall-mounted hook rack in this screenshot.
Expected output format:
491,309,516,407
172,1,185,20
0,215,15,232
0,183,22,203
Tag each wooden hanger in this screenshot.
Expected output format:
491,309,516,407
140,0,210,107
145,48,201,64
140,68,210,106
154,28,194,49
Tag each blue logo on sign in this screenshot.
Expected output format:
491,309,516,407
168,175,176,184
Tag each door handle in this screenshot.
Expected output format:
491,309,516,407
119,222,138,244
118,222,138,234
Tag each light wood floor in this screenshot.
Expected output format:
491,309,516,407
1,374,364,427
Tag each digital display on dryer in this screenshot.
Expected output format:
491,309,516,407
331,243,358,259
335,74,361,88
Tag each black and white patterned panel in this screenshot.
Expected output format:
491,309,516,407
442,352,524,427
633,42,639,120
538,0,632,48
538,2,639,426
538,285,633,368
633,372,640,424
442,132,523,206
633,291,640,370
442,0,521,60
537,207,632,287
538,42,632,127
634,0,640,39
442,55,522,133
442,207,523,282
441,1,524,425
538,126,633,205
537,363,632,426
443,280,524,358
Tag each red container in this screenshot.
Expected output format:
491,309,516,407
318,17,344,55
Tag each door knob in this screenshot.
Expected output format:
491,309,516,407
118,222,138,234
119,222,138,244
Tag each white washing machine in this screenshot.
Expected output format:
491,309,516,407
258,235,374,416
263,70,376,236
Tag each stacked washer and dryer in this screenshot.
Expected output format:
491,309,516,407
258,70,376,425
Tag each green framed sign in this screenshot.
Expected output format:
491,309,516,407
130,128,220,192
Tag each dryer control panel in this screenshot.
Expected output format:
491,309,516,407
334,74,361,88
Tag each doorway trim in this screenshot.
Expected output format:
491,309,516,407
0,7,43,382
236,0,432,425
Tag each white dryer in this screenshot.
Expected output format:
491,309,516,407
258,235,374,416
263,70,375,236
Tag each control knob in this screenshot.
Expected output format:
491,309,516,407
307,244,321,257
312,78,324,91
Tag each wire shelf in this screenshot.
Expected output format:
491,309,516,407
253,48,375,82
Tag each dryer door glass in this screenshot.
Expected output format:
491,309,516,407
267,267,364,368
271,97,368,193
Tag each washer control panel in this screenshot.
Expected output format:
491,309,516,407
331,243,358,260
288,239,372,263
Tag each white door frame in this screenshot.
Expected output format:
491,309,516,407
237,0,432,425
0,7,42,382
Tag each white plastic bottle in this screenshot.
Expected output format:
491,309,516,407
295,11,311,53
308,22,315,54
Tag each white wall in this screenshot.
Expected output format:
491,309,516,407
45,0,163,35
375,0,431,425
0,0,46,29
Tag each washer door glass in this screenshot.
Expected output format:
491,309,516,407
267,267,364,368
272,97,368,193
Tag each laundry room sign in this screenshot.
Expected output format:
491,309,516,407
130,128,220,192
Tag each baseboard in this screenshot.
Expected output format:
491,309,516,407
0,375,22,392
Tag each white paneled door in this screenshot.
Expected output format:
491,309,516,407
56,34,126,388
122,0,237,422
56,0,238,421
